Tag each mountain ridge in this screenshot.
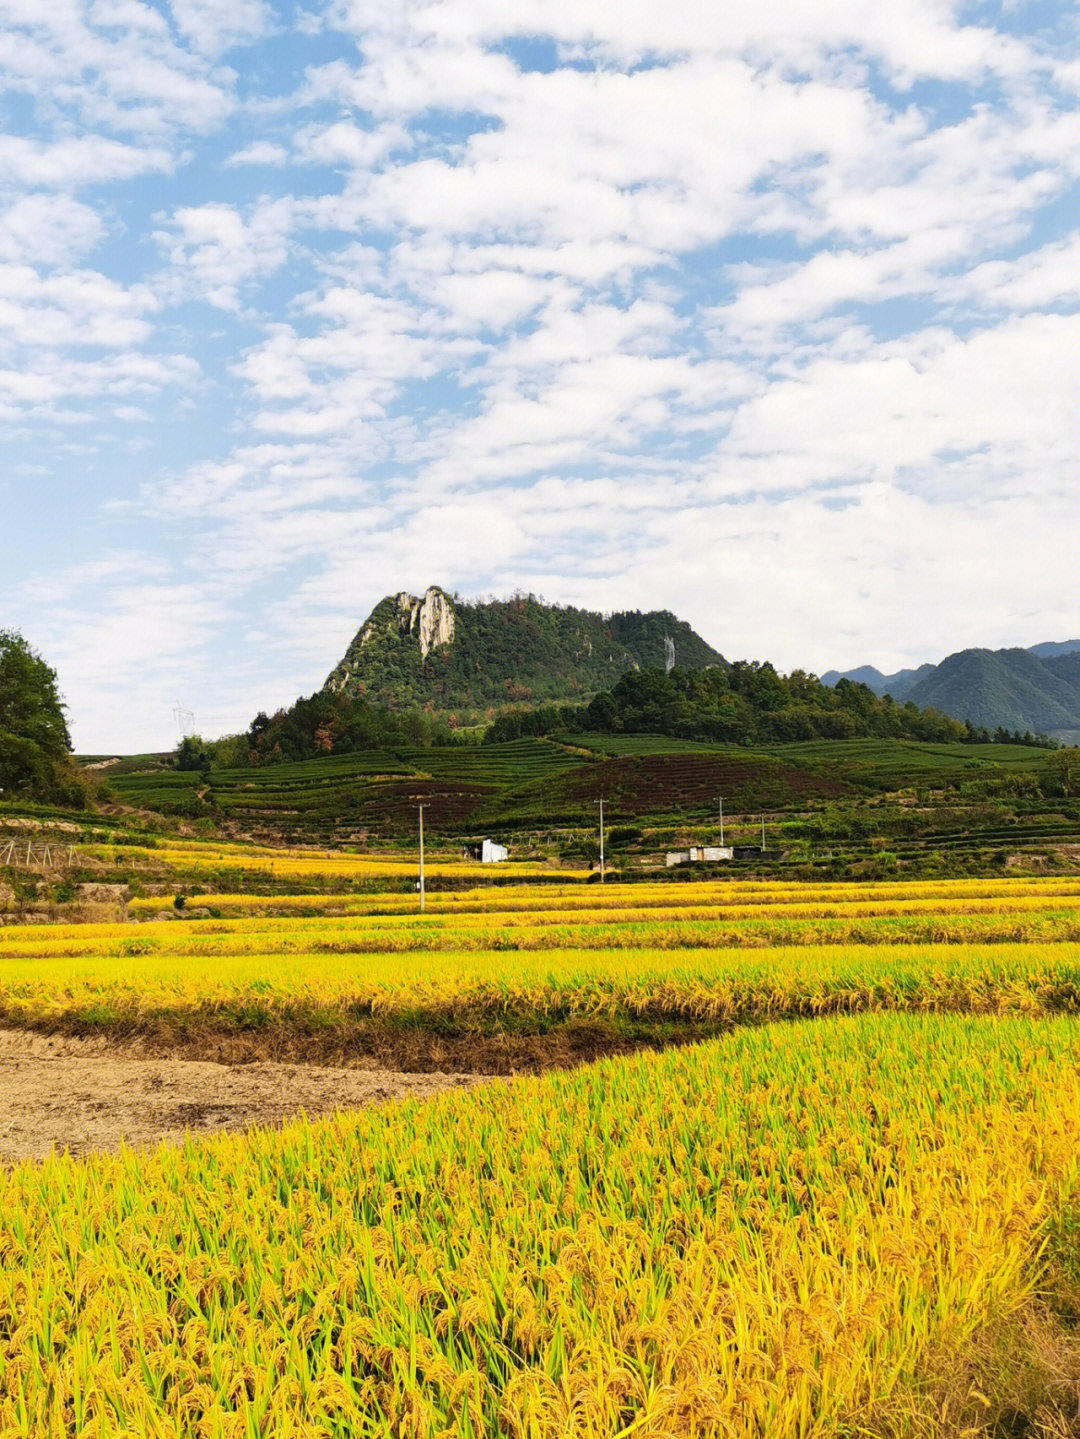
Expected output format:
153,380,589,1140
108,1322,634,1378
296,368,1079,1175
824,640,1080,737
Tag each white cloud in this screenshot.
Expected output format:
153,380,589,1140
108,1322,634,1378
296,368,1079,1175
0,0,238,135
0,194,106,265
5,0,1080,748
0,265,156,350
168,0,273,57
0,133,173,186
223,140,288,167
953,230,1080,312
153,198,294,310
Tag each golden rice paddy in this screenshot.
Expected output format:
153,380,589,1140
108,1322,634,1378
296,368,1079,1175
5,871,1080,1433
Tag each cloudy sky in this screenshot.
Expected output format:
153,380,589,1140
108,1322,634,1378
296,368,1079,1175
3,0,1079,751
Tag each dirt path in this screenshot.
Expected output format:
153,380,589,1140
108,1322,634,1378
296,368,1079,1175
0,1029,480,1163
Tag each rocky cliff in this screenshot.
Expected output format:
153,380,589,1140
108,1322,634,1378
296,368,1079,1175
327,587,456,693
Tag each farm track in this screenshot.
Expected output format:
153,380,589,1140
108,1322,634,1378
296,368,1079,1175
0,1028,481,1163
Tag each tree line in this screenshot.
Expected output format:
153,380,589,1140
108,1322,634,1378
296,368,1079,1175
486,664,1058,748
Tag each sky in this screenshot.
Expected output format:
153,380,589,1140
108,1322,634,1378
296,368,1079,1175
2,0,1079,752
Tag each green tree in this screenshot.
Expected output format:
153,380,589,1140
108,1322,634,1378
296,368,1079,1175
1050,747,1080,798
0,630,86,805
175,734,212,771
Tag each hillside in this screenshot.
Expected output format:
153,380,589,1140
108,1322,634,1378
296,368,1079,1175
905,648,1080,733
825,640,1080,736
324,588,725,718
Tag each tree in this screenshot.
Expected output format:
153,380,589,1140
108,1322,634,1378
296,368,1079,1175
175,734,212,771
0,630,86,805
1050,747,1080,798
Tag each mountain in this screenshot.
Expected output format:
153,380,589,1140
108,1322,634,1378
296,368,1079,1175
819,664,934,701
324,587,726,718
825,641,1080,737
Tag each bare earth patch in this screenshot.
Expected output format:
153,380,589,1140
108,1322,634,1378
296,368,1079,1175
0,1029,480,1163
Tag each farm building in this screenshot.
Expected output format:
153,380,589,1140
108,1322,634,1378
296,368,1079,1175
462,839,510,862
665,846,733,867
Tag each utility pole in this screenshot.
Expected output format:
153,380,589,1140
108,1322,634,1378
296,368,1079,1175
761,814,766,852
599,798,605,883
418,804,426,911
719,795,724,847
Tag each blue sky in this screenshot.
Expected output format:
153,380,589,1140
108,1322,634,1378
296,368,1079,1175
2,0,1079,751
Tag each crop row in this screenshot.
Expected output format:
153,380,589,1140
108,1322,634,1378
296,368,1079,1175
117,873,1080,918
4,940,1080,1053
109,739,579,804
81,842,574,881
8,911,1080,972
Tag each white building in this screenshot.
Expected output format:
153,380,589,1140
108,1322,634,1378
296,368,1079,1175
480,839,509,863
665,846,733,867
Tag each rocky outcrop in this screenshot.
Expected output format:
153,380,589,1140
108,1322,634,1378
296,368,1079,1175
397,588,455,658
77,883,132,905
326,586,456,693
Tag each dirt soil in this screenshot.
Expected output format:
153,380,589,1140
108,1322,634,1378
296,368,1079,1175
0,1029,481,1164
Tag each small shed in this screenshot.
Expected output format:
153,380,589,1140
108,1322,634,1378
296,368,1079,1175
665,845,733,867
480,839,509,863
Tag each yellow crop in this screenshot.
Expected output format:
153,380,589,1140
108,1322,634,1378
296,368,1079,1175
0,938,1079,1044
121,874,1080,919
5,880,1080,966
84,837,580,881
3,1013,1080,1434
6,873,1080,1433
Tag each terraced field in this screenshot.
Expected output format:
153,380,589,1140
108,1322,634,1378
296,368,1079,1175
569,732,1060,784
98,734,1080,882
80,835,578,884
6,868,1080,1434
105,738,589,836
770,736,1063,789
5,876,1080,1068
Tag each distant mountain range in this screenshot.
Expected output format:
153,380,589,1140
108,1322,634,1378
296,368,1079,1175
324,587,725,718
823,641,1080,738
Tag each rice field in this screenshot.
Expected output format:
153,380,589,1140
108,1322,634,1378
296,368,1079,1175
3,876,1080,1056
5,1013,1080,1434
82,836,579,882
6,871,1080,1433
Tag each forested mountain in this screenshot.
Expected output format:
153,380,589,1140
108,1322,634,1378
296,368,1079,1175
824,641,1080,737
238,596,1072,768
323,587,725,720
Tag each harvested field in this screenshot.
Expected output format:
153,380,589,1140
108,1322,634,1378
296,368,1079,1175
0,1029,479,1162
